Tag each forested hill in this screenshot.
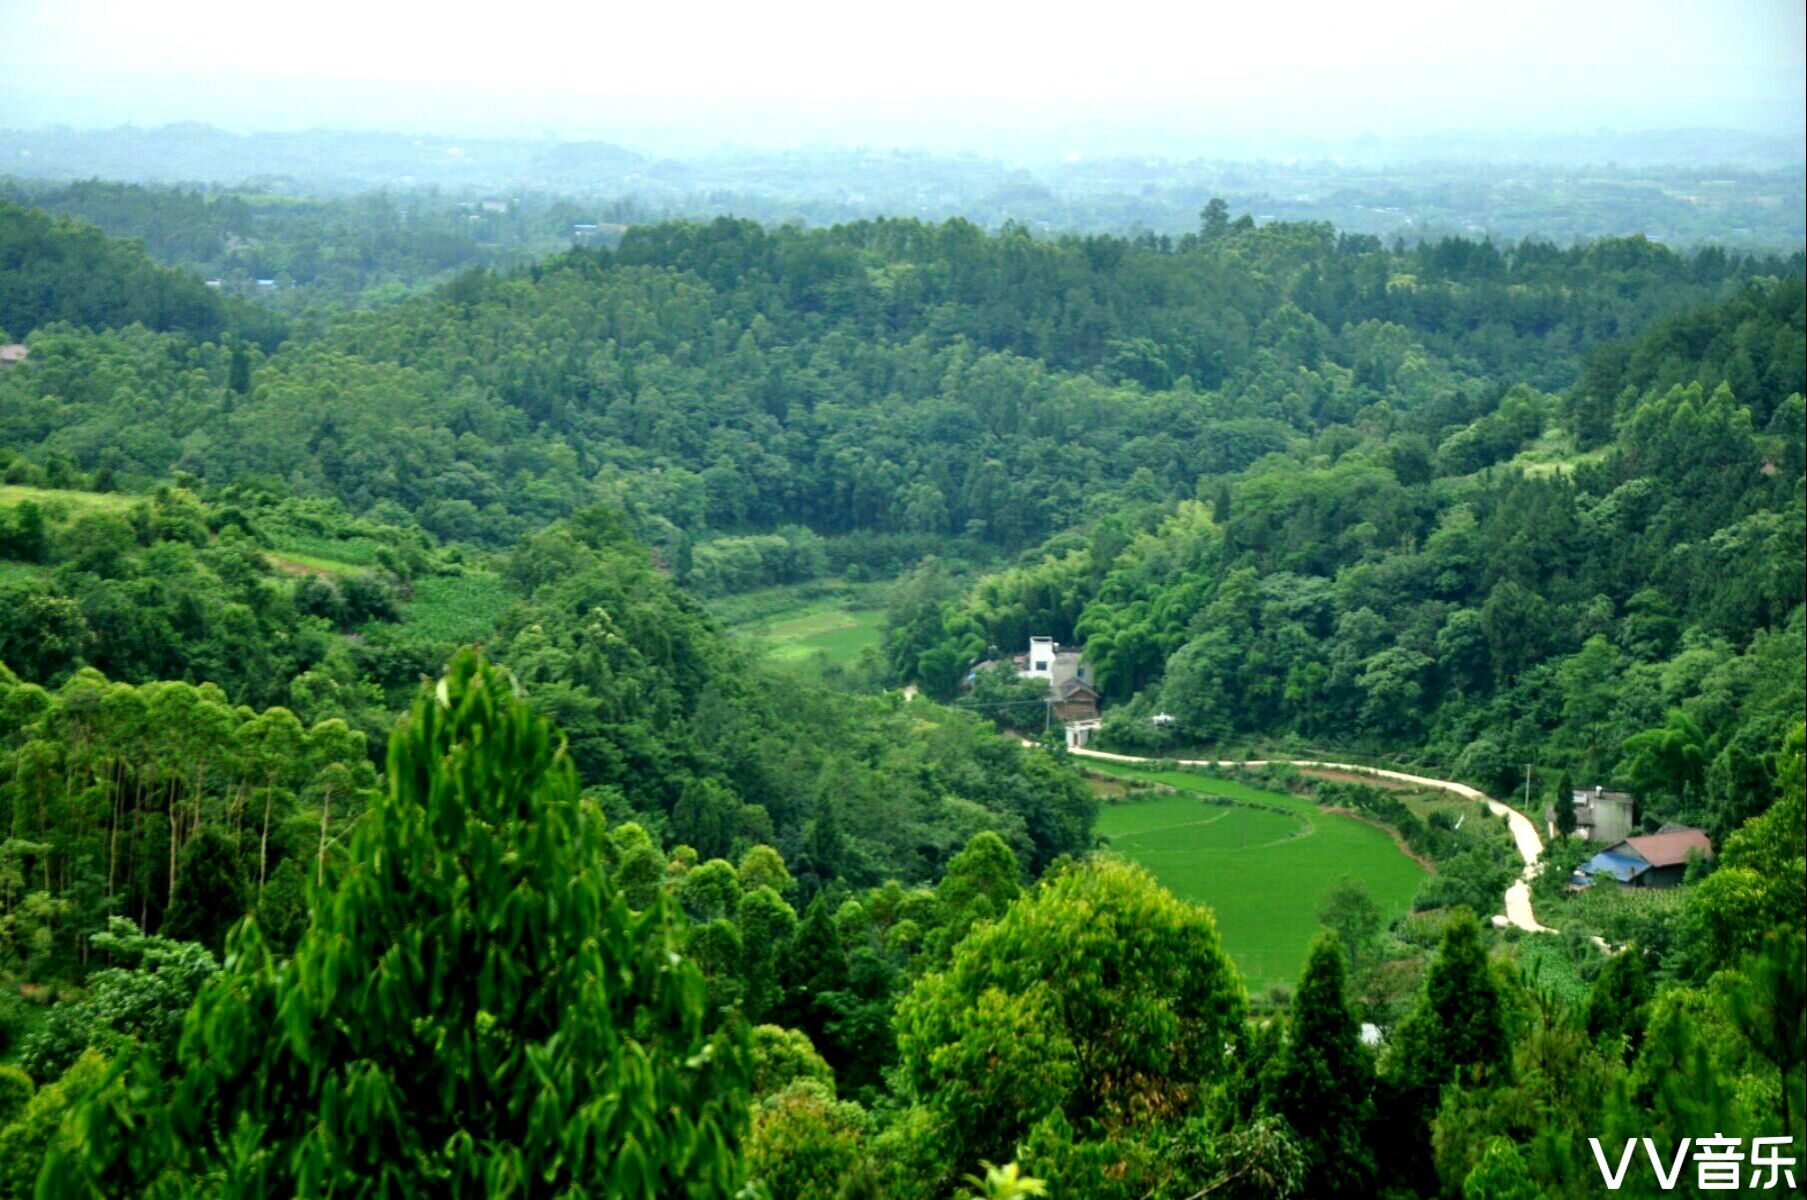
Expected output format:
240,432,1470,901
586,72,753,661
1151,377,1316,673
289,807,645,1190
892,278,1804,841
1,210,1799,799
1,213,1798,560
0,200,284,349
0,482,1094,957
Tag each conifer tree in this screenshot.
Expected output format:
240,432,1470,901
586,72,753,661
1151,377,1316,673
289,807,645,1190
1380,911,1510,1193
780,893,851,1053
1404,911,1510,1078
159,827,246,955
1264,931,1374,1196
49,651,751,1198
1583,947,1652,1056
801,795,845,893
227,341,252,395
1554,771,1577,837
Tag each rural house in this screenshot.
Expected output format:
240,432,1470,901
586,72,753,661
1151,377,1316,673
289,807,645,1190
1574,824,1712,889
1016,637,1100,723
1569,785,1635,843
1050,669,1101,723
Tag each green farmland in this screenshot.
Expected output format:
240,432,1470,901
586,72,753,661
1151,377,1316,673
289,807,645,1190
395,573,519,644
0,483,137,516
747,604,885,667
1092,764,1427,994
716,585,888,676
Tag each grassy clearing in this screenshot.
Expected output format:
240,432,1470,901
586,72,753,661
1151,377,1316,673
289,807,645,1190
394,573,519,645
265,550,364,577
1086,776,1136,800
716,582,891,675
268,533,384,567
749,604,887,668
1503,429,1612,479
1091,763,1427,993
710,578,890,624
0,484,137,517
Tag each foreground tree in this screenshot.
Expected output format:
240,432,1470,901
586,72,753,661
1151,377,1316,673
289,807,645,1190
49,651,751,1198
1461,1137,1542,1200
1264,932,1374,1196
1380,911,1510,1193
893,858,1246,1187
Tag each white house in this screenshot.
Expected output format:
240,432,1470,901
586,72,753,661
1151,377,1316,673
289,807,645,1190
1021,636,1057,679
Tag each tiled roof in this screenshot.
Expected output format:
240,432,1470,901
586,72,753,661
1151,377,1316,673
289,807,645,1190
1622,828,1712,868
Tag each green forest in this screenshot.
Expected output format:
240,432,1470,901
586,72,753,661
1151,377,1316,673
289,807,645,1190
0,189,1801,1197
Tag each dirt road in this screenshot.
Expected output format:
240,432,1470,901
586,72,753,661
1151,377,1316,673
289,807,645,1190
1068,745,1554,933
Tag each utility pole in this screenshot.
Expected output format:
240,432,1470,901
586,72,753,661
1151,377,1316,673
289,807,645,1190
1524,763,1532,811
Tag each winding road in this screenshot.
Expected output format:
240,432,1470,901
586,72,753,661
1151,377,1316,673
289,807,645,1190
1065,742,1555,933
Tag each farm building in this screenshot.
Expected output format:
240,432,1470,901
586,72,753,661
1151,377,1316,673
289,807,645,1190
1051,670,1101,723
1015,637,1099,722
1570,785,1635,843
967,637,1101,724
1574,825,1711,889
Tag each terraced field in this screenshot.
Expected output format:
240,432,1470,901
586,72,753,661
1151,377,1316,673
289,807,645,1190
1091,764,1427,993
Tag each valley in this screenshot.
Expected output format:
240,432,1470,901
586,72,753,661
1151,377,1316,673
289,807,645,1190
0,157,1800,1198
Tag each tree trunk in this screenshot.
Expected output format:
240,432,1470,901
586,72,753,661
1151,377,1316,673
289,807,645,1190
107,757,122,899
128,794,144,927
260,787,275,895
168,779,180,907
317,786,333,885
193,753,208,853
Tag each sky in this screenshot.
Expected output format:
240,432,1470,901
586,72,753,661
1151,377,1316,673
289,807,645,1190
4,0,1804,154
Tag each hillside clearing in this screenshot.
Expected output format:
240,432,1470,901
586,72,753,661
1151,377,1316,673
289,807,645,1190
716,585,889,675
0,483,137,516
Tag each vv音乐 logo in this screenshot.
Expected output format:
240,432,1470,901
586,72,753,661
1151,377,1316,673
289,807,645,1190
1590,1135,1798,1192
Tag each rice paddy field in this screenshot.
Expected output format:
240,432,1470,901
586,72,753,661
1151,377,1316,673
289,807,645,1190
1090,763,1428,994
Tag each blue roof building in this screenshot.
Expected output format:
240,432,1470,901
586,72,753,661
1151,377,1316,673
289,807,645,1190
1573,826,1712,889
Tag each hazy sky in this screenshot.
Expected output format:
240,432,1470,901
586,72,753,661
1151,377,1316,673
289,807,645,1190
5,0,1803,152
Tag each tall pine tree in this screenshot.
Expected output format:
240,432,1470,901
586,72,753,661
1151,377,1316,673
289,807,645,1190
49,651,751,1198
1263,931,1375,1197
1379,911,1510,1193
